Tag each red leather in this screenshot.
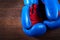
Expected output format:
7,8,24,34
30,4,43,25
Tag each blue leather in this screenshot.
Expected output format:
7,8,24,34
24,0,38,6
41,0,45,3
58,1,60,10
31,0,38,4
44,18,60,29
21,0,60,36
43,0,60,29
44,0,59,20
21,6,32,29
23,23,46,36
59,4,60,10
24,0,31,5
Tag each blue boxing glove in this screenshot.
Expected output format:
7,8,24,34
44,0,59,20
21,0,60,37
43,0,60,29
21,0,46,36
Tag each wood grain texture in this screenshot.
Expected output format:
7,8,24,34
0,0,60,40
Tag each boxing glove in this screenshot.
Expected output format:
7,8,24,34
43,0,60,29
21,0,60,36
21,0,46,36
44,0,59,20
